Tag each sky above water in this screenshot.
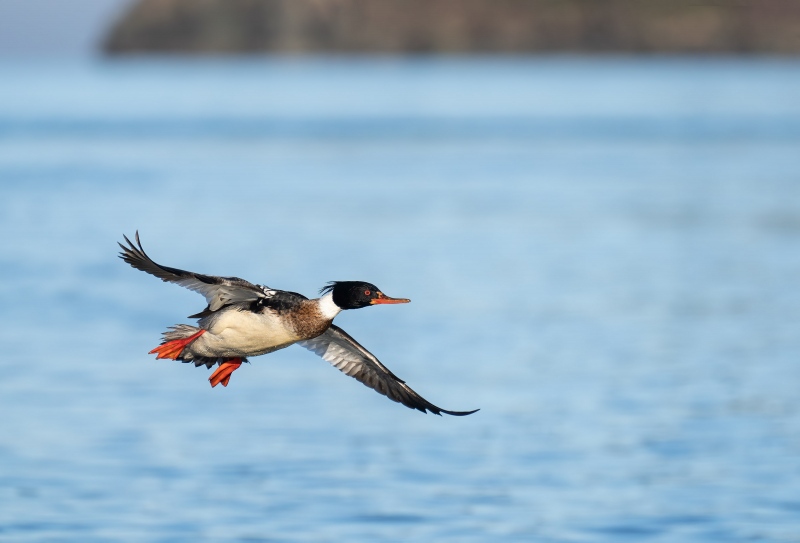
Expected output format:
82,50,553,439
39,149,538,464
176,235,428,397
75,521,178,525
0,0,131,56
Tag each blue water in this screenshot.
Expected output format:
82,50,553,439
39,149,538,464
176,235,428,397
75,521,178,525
1,57,800,542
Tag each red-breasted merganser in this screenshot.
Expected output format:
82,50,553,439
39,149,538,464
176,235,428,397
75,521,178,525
118,233,478,416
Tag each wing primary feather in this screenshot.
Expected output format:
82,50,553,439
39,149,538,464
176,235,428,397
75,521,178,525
118,231,270,313
297,325,478,416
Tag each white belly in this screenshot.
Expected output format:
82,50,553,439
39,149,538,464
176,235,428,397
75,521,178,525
191,310,299,358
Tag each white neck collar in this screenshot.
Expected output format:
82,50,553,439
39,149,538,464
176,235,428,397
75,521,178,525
317,292,342,320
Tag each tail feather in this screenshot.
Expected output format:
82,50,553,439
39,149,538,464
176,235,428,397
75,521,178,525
161,324,203,343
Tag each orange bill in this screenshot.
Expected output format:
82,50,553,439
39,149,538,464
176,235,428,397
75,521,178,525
370,292,411,305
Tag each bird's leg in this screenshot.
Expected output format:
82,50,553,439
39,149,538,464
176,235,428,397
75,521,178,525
209,359,242,388
149,330,206,360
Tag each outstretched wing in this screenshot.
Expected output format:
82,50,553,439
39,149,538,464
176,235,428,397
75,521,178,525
118,231,273,312
298,325,478,416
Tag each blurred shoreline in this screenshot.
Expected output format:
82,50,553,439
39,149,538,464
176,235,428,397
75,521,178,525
104,0,800,55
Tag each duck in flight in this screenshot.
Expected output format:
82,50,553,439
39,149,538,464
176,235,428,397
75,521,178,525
118,233,478,416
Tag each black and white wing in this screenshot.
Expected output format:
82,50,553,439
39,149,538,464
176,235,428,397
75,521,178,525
298,325,478,416
118,232,273,312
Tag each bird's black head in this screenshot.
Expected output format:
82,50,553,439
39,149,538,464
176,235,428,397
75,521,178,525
320,281,410,310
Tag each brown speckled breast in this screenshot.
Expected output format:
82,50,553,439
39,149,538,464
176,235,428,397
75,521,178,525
287,300,333,340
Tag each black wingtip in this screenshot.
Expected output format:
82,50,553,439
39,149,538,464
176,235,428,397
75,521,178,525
118,233,134,261
439,408,480,417
118,231,138,253
119,231,152,262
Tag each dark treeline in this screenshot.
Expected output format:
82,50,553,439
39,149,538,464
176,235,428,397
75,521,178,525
105,0,800,54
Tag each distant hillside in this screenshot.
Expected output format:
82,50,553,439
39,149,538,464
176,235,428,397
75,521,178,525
104,0,800,54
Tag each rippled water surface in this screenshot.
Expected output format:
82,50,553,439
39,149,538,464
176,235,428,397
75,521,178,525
1,58,800,542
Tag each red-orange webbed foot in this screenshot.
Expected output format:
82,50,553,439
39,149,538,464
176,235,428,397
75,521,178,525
149,330,206,360
209,359,242,388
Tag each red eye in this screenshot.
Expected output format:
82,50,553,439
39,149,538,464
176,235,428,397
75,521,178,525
364,290,371,296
